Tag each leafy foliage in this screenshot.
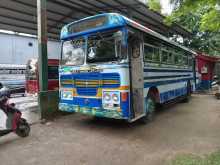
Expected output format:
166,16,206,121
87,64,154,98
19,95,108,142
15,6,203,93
166,0,220,55
148,0,162,13
168,0,220,32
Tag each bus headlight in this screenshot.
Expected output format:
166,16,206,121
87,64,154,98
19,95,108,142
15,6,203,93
61,89,73,100
103,93,111,101
112,94,119,102
102,91,120,109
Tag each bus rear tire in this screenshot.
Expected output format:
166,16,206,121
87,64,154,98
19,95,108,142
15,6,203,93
182,94,190,103
140,95,156,124
182,82,191,103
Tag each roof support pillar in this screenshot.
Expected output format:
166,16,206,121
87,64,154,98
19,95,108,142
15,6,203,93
37,0,48,119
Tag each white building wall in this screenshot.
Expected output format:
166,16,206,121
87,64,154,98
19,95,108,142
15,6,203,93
0,33,61,65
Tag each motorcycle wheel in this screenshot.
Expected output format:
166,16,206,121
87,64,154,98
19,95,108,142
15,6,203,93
16,118,30,137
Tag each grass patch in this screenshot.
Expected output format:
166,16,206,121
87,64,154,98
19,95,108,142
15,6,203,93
170,151,220,165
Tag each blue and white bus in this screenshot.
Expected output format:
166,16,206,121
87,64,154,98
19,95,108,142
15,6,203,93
59,13,197,122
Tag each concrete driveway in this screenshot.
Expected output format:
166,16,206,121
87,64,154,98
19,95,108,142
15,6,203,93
0,94,220,165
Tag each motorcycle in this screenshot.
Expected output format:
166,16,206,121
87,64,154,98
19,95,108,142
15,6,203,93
0,96,30,137
215,83,220,100
212,76,220,100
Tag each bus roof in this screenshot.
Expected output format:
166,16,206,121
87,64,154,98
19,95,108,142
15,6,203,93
61,13,195,55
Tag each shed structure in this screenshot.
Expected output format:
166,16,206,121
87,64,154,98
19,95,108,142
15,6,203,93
0,0,192,40
196,53,220,90
0,0,192,118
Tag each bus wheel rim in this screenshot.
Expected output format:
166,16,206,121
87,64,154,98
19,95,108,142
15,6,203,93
147,98,155,114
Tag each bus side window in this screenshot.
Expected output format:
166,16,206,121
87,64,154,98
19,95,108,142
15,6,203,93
178,54,183,65
167,52,174,64
161,50,168,64
144,44,154,61
153,48,160,63
183,55,188,66
188,56,193,67
174,53,179,65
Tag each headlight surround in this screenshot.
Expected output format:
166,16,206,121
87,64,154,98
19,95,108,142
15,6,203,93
102,91,120,107
61,89,73,100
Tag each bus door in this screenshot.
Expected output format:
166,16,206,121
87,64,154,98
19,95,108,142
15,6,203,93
128,34,145,121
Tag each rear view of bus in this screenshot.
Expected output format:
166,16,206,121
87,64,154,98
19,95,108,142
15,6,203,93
59,14,130,120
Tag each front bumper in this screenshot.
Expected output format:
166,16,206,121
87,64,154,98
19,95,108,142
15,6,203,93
59,103,124,119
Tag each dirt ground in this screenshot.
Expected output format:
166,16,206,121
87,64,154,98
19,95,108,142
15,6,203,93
0,94,220,165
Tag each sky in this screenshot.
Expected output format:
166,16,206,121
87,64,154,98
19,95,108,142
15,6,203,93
160,0,173,15
140,0,173,14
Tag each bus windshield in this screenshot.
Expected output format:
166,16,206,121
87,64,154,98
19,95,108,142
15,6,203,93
87,30,123,63
61,30,125,65
61,38,85,66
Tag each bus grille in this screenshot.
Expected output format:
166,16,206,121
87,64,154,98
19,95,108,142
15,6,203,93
75,73,120,96
102,73,120,88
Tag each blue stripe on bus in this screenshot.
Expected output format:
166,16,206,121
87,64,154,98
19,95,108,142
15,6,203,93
144,74,191,80
72,73,120,80
144,68,193,73
159,87,187,103
144,77,193,88
60,97,102,107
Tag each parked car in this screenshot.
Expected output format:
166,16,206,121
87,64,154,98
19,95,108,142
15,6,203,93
9,86,26,97
0,83,25,97
0,83,10,97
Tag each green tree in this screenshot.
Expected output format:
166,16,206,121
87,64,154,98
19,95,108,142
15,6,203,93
148,0,162,13
168,0,220,32
166,0,220,55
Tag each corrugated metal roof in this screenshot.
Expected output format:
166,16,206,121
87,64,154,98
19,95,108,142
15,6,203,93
0,0,192,40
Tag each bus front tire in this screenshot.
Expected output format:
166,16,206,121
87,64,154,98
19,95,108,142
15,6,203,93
140,95,156,124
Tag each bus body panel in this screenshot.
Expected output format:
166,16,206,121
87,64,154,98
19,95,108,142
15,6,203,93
59,64,130,119
143,67,194,103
